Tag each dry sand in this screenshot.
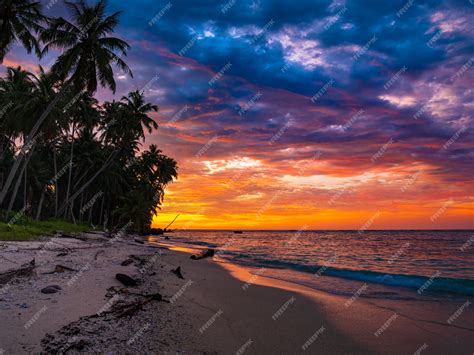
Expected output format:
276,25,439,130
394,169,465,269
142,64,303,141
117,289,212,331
0,234,472,354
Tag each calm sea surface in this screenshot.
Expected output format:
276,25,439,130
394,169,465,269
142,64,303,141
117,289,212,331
152,230,474,300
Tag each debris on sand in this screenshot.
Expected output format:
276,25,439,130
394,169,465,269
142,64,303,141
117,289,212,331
0,259,35,285
171,266,184,279
115,273,138,287
43,264,78,275
121,259,134,266
190,249,214,260
94,250,105,261
134,238,145,244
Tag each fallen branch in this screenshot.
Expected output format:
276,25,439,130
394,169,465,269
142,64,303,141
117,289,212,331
113,292,166,318
0,259,35,285
43,265,78,274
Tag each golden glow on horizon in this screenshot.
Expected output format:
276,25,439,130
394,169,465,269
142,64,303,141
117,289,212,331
152,159,474,230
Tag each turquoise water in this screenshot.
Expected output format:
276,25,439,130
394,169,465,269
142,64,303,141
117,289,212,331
154,230,474,299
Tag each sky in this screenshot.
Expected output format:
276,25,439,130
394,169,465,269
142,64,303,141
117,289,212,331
3,0,474,230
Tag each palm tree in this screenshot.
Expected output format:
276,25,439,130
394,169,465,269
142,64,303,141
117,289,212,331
0,0,45,63
115,146,177,232
55,90,157,217
0,0,132,206
121,90,159,139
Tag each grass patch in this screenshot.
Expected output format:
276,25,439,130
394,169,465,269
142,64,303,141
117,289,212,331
0,219,91,241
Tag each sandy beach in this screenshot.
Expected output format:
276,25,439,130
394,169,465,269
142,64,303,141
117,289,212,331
0,233,472,354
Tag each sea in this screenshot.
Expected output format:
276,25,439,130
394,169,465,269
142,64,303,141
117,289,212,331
152,230,474,301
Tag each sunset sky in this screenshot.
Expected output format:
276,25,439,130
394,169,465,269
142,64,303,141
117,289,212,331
3,0,473,229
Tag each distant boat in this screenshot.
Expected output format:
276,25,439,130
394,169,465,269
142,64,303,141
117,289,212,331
233,230,243,234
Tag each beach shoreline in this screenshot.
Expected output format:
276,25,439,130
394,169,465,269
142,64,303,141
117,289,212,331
0,234,472,354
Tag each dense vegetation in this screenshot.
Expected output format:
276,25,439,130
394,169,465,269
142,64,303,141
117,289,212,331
0,0,177,233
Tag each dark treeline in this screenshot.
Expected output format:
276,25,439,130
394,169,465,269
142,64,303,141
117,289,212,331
0,0,177,232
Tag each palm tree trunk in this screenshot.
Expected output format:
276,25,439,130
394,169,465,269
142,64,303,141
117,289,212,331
88,202,93,223
36,187,46,220
99,194,105,226
7,147,34,213
65,123,76,205
53,148,58,215
56,150,117,217
79,191,84,222
70,203,76,224
0,83,69,206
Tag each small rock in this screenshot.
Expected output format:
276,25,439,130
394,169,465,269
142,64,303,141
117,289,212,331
41,285,62,294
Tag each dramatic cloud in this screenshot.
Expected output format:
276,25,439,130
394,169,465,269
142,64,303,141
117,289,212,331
3,0,473,229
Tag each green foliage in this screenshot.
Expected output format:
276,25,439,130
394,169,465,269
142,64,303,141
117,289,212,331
0,218,90,241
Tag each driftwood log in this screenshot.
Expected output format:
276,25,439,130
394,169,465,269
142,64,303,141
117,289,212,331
190,249,214,260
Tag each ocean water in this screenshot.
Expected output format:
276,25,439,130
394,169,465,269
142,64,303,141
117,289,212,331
153,230,474,300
